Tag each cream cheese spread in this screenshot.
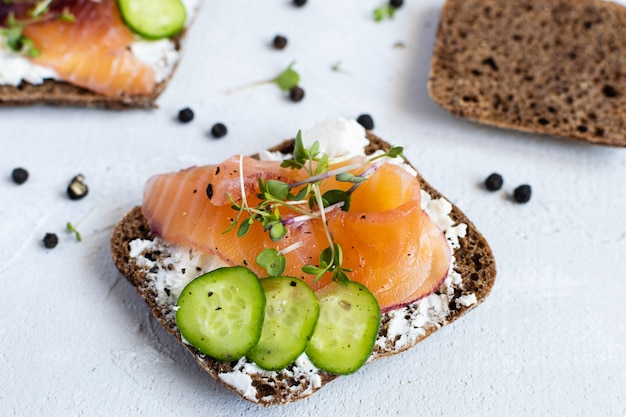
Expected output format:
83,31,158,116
128,118,476,401
0,0,201,86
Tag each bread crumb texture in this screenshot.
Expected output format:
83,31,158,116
428,0,626,147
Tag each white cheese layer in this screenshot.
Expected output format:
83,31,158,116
0,0,201,86
128,118,475,401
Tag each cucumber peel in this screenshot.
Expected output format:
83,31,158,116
305,280,381,375
175,267,266,361
247,277,319,371
118,0,187,40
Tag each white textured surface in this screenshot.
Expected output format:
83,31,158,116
1,1,625,416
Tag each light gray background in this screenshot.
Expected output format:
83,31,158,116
1,1,624,416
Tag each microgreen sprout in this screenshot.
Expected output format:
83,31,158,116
0,0,75,57
228,61,301,94
373,4,399,22
0,13,37,55
66,222,82,242
255,241,303,277
58,8,75,23
331,61,351,75
28,0,52,18
65,207,96,242
224,132,404,282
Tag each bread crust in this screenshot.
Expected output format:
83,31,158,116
429,0,626,147
110,132,496,405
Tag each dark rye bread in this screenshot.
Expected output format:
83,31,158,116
0,79,168,109
110,131,496,405
428,0,626,147
0,15,192,110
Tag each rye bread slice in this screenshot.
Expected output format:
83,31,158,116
428,0,626,147
110,131,496,405
0,9,193,110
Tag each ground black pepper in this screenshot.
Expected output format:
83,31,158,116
513,184,532,203
43,233,58,249
484,173,503,191
67,174,88,200
356,114,375,130
289,86,305,102
206,183,214,199
293,0,307,6
178,107,194,123
211,123,228,138
11,167,29,184
272,35,288,50
390,0,404,8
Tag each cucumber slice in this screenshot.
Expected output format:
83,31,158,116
305,281,381,375
175,267,266,362
247,277,319,371
118,0,187,40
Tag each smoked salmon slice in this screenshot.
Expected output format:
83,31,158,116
141,156,452,312
3,0,156,96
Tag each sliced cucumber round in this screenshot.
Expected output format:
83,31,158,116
118,0,187,40
247,277,319,371
305,281,381,375
175,266,265,362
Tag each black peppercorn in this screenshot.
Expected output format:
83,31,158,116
11,167,29,184
178,107,194,123
513,184,532,203
43,233,58,249
484,173,503,191
67,174,89,200
272,35,288,50
390,0,404,8
289,86,305,102
293,0,307,6
356,114,375,130
211,123,228,138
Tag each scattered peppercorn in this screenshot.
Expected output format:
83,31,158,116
272,35,288,50
211,123,228,138
513,184,532,203
293,0,307,6
390,0,404,8
67,174,89,200
43,233,58,249
11,167,29,184
484,173,503,191
356,114,375,130
178,107,194,123
289,86,305,102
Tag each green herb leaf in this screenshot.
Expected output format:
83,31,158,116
58,8,75,23
256,248,286,276
373,5,399,22
66,222,82,242
302,265,321,275
333,269,351,282
237,218,252,237
29,0,52,18
322,189,350,211
314,153,329,176
292,184,310,201
269,222,287,242
336,172,367,184
266,180,290,200
387,146,404,158
274,62,300,91
5,26,24,51
373,8,385,22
